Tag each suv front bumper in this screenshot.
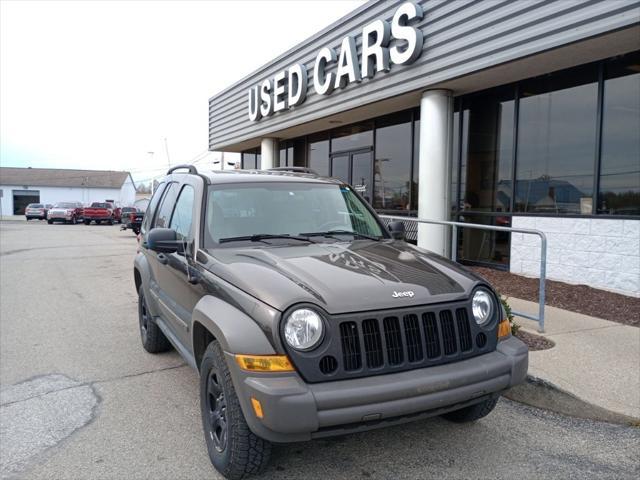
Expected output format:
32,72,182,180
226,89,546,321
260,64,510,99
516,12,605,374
226,336,528,443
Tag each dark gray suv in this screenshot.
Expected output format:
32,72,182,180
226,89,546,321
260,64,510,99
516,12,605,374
134,165,528,480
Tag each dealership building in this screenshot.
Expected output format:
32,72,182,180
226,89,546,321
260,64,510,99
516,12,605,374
208,0,640,296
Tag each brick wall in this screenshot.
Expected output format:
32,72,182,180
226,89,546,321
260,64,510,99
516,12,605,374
510,217,640,297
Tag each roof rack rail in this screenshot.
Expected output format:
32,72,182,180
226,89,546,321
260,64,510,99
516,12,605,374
167,164,198,175
268,167,318,175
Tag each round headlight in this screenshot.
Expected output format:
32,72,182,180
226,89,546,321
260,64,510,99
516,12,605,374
284,308,324,351
472,289,494,326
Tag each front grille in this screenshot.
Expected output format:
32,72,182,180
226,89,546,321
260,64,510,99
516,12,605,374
285,301,498,383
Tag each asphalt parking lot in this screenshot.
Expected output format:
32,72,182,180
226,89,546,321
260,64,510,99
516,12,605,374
1,220,638,480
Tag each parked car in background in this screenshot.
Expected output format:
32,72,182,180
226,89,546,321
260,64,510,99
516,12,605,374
121,207,145,234
47,202,84,224
25,203,47,220
83,202,121,225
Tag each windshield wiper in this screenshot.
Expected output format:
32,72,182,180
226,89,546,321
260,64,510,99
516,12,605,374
300,230,381,241
218,234,315,244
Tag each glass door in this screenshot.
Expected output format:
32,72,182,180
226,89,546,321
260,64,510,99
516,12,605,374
330,150,374,204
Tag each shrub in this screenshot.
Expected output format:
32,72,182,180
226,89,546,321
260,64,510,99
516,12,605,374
500,295,520,335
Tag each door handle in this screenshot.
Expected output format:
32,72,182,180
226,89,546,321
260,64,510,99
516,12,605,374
157,253,168,265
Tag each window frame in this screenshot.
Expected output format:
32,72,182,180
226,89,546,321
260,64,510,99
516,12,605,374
169,184,196,241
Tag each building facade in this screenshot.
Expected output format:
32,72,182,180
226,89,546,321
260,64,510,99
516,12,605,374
0,167,136,215
208,0,640,296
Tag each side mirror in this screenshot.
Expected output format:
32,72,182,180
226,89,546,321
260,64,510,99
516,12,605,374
145,228,184,254
387,221,405,240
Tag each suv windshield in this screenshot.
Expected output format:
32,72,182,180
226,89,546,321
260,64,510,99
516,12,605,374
27,204,44,208
54,202,75,208
91,203,110,208
204,182,386,246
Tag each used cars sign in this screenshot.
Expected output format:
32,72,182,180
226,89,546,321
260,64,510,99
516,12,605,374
247,1,424,121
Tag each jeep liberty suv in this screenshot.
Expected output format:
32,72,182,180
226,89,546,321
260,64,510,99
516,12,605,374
133,165,528,479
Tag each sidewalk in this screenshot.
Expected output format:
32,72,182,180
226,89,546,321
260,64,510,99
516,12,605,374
505,297,640,423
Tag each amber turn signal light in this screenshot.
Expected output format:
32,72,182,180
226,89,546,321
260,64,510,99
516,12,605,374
498,319,511,339
235,355,295,372
251,397,264,419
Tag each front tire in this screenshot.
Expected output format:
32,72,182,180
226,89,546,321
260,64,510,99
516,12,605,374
84,219,91,225
441,397,499,423
138,288,171,353
47,220,53,224
200,341,271,480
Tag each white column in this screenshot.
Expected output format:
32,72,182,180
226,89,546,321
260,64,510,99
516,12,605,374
260,138,278,170
417,89,453,257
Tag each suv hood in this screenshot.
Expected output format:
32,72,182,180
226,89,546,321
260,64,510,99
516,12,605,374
203,241,485,314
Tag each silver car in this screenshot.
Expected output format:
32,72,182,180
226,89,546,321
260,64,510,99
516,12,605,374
47,202,84,224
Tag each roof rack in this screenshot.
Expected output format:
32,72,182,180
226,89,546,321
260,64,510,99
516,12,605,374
167,164,198,175
268,167,318,175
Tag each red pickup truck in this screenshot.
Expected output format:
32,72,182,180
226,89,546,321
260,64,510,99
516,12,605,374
83,202,122,225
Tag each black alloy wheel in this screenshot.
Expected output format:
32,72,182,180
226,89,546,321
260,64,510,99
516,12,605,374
205,369,228,453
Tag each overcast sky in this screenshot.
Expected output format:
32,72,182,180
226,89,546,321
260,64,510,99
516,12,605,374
0,0,365,184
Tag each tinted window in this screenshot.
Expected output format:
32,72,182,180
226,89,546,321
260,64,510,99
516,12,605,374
169,185,195,240
331,121,373,152
461,86,515,212
374,111,412,212
141,182,166,233
599,54,640,215
308,132,330,176
516,66,598,214
154,182,179,228
205,183,384,246
28,204,43,208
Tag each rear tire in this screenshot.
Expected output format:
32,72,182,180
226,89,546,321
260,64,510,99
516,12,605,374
47,220,53,224
84,219,91,225
441,397,499,423
138,288,171,353
200,341,271,480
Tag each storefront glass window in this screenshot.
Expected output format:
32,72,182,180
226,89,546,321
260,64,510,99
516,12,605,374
374,112,412,212
308,132,329,176
411,115,420,212
330,121,373,152
241,151,257,169
461,86,515,213
599,54,640,215
515,66,598,214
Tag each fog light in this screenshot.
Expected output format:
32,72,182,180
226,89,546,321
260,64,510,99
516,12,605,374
235,354,294,372
251,397,264,419
498,319,511,339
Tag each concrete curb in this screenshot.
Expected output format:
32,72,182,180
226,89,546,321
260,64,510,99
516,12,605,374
505,374,640,426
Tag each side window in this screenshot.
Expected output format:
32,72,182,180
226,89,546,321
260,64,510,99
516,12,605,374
154,182,179,228
169,185,195,240
141,182,166,233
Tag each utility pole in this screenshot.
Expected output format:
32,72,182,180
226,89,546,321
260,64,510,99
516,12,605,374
164,137,171,167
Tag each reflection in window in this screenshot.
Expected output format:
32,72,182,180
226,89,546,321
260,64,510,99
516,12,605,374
599,54,640,215
241,150,257,169
374,112,412,211
169,185,195,240
308,132,329,176
516,66,598,214
461,87,514,213
330,121,373,152
411,116,420,212
457,214,511,267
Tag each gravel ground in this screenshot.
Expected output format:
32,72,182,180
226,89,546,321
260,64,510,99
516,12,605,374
471,266,640,326
515,330,555,351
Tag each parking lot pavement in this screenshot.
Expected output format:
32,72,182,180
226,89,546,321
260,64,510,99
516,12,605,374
1,221,639,480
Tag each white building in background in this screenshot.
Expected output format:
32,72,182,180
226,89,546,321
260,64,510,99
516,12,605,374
0,167,136,216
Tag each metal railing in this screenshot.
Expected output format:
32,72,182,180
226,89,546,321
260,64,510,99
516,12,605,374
380,215,547,333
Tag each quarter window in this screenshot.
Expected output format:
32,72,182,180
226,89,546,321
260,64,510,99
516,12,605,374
169,185,195,240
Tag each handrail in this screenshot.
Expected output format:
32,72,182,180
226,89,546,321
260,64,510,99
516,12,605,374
380,215,547,332
167,164,198,175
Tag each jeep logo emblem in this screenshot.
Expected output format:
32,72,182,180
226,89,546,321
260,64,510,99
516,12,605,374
392,291,414,298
